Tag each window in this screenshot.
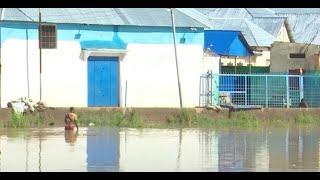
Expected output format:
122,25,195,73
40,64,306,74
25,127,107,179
289,53,305,58
39,24,57,49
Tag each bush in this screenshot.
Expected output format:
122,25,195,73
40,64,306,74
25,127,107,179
7,111,45,128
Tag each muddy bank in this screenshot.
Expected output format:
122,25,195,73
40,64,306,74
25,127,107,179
0,107,318,127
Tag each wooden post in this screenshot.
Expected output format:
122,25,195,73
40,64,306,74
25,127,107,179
234,57,237,74
38,8,42,101
170,8,183,109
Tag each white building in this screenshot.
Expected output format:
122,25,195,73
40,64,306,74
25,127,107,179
0,8,216,108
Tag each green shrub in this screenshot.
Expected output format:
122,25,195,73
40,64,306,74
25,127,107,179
7,111,45,128
295,112,319,125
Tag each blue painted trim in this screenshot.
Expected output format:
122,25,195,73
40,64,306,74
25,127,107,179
1,21,204,49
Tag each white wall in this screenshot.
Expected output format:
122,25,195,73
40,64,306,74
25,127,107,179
1,39,87,108
1,41,203,108
253,50,271,66
220,56,250,66
202,56,220,74
276,23,290,43
220,50,270,67
120,44,203,108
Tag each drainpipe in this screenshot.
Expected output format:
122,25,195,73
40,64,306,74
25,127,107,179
0,8,5,107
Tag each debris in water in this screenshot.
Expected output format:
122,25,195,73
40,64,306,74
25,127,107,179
89,123,94,126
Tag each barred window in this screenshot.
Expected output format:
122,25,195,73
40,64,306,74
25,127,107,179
39,24,57,49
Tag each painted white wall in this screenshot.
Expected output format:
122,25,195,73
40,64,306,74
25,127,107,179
220,56,249,66
1,39,38,108
41,42,87,107
276,23,290,43
220,50,270,67
253,50,271,66
1,39,86,108
1,41,203,108
120,44,203,108
202,56,220,74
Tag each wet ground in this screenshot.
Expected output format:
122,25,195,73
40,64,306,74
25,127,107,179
0,126,319,172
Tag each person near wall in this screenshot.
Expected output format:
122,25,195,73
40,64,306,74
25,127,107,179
299,98,308,108
65,107,79,130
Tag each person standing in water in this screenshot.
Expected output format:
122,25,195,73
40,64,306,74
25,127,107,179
65,107,79,129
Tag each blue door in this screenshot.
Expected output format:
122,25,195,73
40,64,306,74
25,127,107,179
88,56,119,107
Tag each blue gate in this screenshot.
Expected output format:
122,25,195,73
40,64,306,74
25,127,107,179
88,56,119,107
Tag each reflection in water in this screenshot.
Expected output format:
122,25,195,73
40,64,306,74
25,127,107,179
38,131,42,172
25,138,29,172
176,128,182,170
65,130,79,146
0,126,319,171
87,128,119,172
268,128,289,171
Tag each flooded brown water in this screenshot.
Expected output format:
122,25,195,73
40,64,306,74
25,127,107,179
0,126,319,172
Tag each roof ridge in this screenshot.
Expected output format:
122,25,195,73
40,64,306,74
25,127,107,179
245,19,275,46
177,8,211,28
1,8,207,28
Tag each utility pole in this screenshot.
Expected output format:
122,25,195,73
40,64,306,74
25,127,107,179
38,8,42,101
170,8,183,109
0,8,5,107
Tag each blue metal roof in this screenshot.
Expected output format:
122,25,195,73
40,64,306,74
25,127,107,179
0,8,207,28
205,30,252,57
203,18,275,47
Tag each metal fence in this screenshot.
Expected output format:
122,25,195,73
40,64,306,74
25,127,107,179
200,73,320,108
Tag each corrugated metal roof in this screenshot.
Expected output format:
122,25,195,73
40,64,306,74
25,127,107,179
195,8,277,19
252,17,285,37
195,17,275,47
271,8,320,14
196,8,252,19
244,19,275,47
189,8,320,46
245,8,278,18
277,14,320,45
0,8,207,28
193,8,277,47
177,8,212,27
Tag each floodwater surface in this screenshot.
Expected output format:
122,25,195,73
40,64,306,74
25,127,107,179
0,126,319,172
